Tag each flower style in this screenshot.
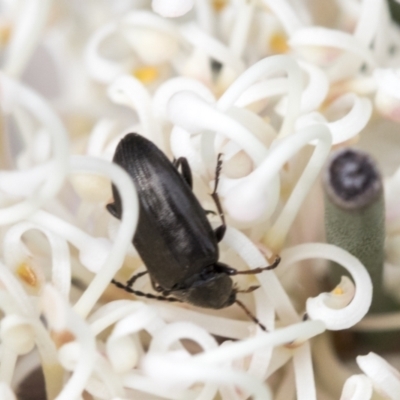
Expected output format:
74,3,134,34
1,1,400,400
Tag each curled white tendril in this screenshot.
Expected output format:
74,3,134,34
41,285,96,400
28,209,112,274
296,93,372,145
2,0,52,78
0,263,60,398
70,156,139,318
143,320,325,400
281,244,372,330
225,124,331,248
108,75,164,150
85,22,126,84
289,27,376,75
3,221,71,297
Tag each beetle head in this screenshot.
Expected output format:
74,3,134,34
176,273,236,309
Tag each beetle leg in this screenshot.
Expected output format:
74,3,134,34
214,225,226,243
216,256,281,275
204,209,216,216
106,202,120,218
125,272,173,298
236,285,260,293
150,278,163,292
211,154,227,242
111,279,182,302
150,276,171,296
235,299,267,331
173,157,193,189
233,255,281,274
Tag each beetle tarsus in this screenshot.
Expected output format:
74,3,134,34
235,299,267,331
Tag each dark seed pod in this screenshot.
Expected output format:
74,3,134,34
323,148,393,314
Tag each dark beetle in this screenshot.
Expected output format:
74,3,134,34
107,133,280,327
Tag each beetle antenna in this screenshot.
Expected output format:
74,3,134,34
111,279,182,303
235,299,267,331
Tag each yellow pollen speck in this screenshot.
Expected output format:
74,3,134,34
212,0,228,12
133,66,159,84
269,32,289,54
332,287,344,295
16,262,37,287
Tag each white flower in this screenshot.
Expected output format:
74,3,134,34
1,0,400,399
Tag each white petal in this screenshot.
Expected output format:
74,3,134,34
357,353,400,399
224,124,330,231
179,22,244,73
375,68,400,100
78,238,113,274
340,375,373,400
58,341,80,371
275,61,329,115
108,75,163,149
0,314,35,355
106,335,138,374
168,91,268,165
153,77,215,121
84,22,128,84
123,28,178,65
289,27,376,68
0,383,16,400
152,0,194,18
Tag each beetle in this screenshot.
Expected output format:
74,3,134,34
107,133,280,330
